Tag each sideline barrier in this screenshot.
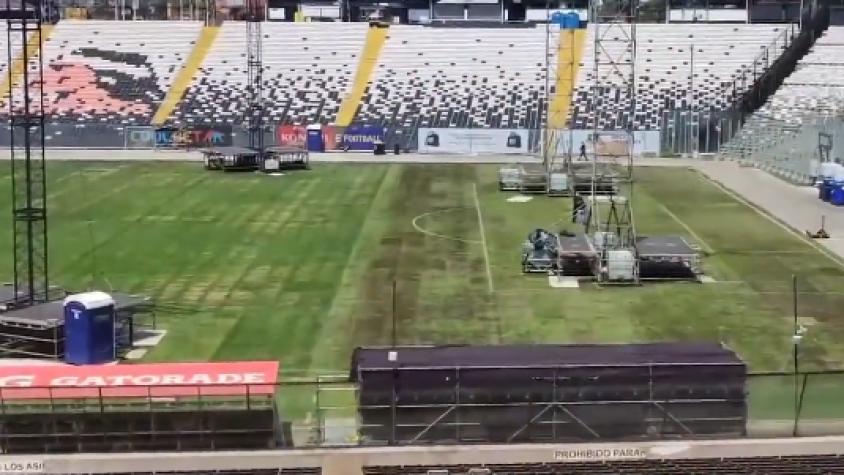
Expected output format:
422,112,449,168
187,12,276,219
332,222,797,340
2,124,667,157
125,126,155,149
415,128,660,156
552,130,662,157
154,125,233,149
276,124,385,152
341,125,385,151
418,128,530,154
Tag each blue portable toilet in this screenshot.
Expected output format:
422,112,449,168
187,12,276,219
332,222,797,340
563,12,579,29
832,185,844,206
63,291,116,365
306,124,325,152
819,178,835,201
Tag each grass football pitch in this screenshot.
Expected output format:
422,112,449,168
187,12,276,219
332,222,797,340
2,160,844,384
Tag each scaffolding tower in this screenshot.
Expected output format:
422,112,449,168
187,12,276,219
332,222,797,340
245,0,264,154
6,0,49,305
586,0,639,284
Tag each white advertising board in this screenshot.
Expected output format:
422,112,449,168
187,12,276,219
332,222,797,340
418,128,530,154
669,8,748,23
553,130,661,157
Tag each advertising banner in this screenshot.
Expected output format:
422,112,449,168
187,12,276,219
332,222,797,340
276,124,337,151
154,126,233,149
276,124,307,148
418,128,530,154
554,130,660,157
124,126,155,149
341,125,385,151
0,361,279,399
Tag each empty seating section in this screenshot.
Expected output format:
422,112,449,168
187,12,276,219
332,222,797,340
355,25,559,132
758,27,844,123
722,27,844,161
0,22,801,136
170,22,368,126
363,454,844,474
8,20,202,124
569,24,787,130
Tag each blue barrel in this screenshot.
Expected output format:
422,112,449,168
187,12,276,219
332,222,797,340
551,11,564,26
832,185,844,206
821,179,835,202
563,12,580,29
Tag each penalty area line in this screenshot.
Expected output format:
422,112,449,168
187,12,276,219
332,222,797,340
656,202,716,254
472,183,495,295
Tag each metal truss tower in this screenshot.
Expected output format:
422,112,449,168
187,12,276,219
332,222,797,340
587,0,639,284
6,1,49,305
246,0,264,153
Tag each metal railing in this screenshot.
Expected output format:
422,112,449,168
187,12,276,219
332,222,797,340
3,368,844,448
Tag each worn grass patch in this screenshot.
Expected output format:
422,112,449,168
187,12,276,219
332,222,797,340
1,162,843,381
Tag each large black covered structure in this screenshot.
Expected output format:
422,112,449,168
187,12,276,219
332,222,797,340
351,343,747,445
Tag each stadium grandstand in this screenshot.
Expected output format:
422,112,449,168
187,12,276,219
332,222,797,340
4,0,844,474
0,3,831,150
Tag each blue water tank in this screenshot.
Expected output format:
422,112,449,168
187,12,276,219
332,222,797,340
306,124,324,152
822,179,835,202
63,291,116,365
832,185,844,206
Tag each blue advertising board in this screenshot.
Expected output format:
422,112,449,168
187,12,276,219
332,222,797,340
341,125,384,151
154,126,233,148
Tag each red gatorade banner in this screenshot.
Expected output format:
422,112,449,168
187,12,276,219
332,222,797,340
0,361,279,399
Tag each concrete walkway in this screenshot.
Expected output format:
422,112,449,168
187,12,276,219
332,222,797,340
694,161,844,264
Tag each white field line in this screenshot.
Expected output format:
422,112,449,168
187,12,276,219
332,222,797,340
472,183,495,294
411,208,481,244
656,202,716,254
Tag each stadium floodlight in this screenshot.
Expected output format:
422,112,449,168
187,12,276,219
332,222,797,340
5,0,49,306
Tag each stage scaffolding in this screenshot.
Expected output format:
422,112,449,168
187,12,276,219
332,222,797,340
582,0,639,284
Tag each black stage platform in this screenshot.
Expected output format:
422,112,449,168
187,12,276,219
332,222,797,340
556,233,598,276
569,163,618,196
637,235,699,280
201,146,261,171
0,286,16,308
0,293,154,359
265,146,309,170
202,146,310,172
518,164,547,194
637,235,696,257
636,236,700,280
553,233,700,280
